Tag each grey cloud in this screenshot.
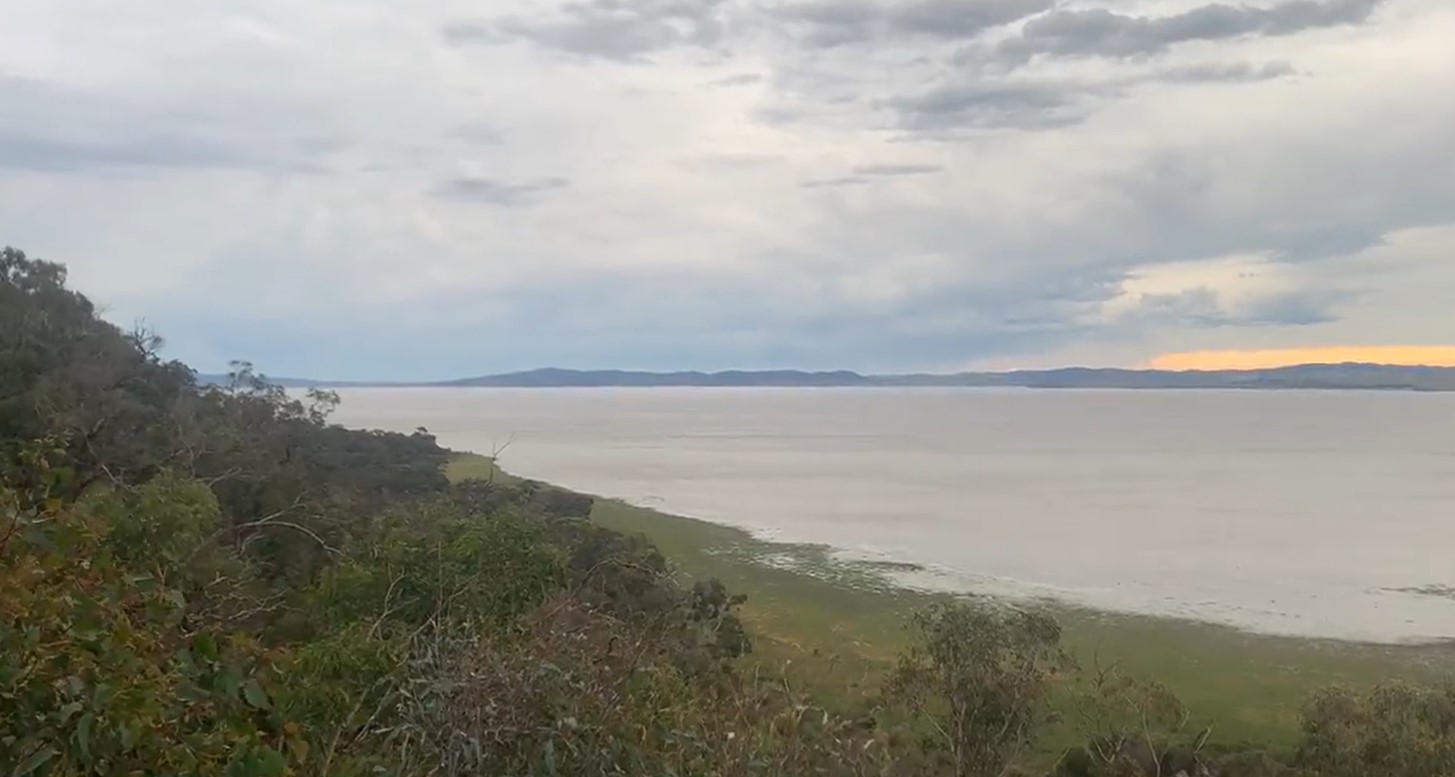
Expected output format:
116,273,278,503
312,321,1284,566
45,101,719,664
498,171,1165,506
0,132,253,173
449,123,505,145
994,0,1383,64
705,72,764,86
774,0,1055,47
1154,61,1297,83
879,60,1293,134
0,127,339,176
1100,145,1438,270
886,79,1096,132
0,75,339,175
801,176,872,188
753,103,826,127
513,259,1110,371
427,266,1090,371
784,120,1453,353
853,163,942,176
1121,286,1346,328
6,0,1451,376
1242,289,1350,326
680,152,783,169
800,164,940,188
432,176,569,206
1123,288,1232,327
456,0,732,60
439,22,500,45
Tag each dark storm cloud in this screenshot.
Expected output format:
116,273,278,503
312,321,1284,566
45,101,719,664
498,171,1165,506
992,0,1383,64
447,0,732,60
771,0,1055,47
431,176,569,206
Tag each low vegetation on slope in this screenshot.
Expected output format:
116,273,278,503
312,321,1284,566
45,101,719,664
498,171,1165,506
2,245,1454,776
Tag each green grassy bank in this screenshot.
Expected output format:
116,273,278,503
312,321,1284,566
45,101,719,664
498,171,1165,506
449,454,1453,758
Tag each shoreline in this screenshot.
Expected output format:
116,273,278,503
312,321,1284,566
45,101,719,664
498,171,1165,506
455,451,1453,648
448,452,1455,752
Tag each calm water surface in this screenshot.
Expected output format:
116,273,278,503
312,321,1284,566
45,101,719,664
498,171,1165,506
330,388,1455,643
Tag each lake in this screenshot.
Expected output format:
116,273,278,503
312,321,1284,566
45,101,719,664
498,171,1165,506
330,388,1455,643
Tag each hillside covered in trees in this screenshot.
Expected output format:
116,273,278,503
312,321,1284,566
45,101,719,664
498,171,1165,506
2,244,1453,776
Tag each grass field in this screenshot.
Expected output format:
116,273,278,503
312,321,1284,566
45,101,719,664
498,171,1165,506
448,454,1453,761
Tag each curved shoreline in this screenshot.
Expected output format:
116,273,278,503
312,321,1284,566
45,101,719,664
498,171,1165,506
326,384,1455,649
469,451,1455,647
449,451,1455,750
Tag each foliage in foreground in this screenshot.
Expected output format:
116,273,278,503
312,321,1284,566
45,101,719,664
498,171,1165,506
2,244,1452,777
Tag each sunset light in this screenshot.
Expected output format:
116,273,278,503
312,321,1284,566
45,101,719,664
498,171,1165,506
1148,346,1455,371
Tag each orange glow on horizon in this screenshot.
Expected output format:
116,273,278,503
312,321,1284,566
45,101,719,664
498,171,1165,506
1147,346,1455,371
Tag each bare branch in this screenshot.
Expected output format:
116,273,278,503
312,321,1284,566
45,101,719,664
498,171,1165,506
186,495,341,561
230,518,342,557
370,569,409,640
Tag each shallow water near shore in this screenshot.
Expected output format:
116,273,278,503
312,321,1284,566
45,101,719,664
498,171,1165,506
330,387,1455,644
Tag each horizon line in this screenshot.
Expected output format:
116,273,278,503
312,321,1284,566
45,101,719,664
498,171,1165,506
208,360,1455,386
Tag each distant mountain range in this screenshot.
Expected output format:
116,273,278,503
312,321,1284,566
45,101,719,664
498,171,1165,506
200,363,1455,391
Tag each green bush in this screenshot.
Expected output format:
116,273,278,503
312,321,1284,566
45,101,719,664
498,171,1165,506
311,502,567,630
889,600,1069,777
0,479,295,777
1297,683,1455,777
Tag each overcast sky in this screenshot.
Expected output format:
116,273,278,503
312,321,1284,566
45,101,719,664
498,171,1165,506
2,0,1452,379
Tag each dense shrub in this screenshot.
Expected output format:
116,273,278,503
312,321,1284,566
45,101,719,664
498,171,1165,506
1297,683,1455,777
889,601,1069,777
0,471,293,776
